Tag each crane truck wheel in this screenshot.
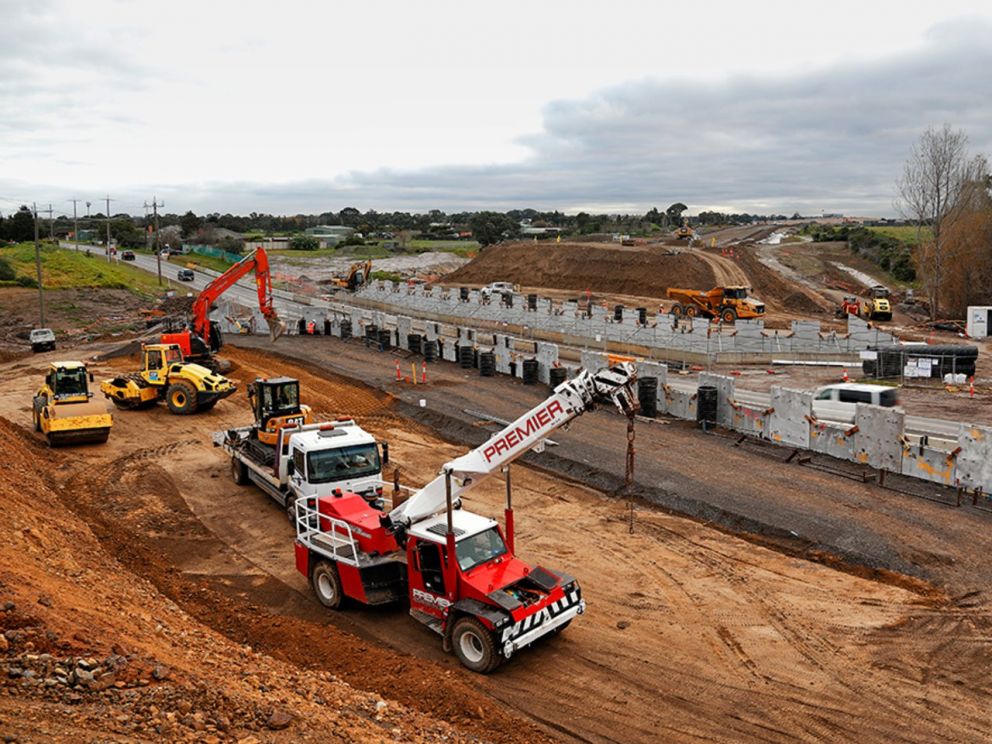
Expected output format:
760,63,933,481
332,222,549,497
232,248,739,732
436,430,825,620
451,617,500,674
669,304,684,318
720,307,737,323
685,305,698,318
285,494,297,524
311,560,343,609
166,381,198,415
231,456,249,485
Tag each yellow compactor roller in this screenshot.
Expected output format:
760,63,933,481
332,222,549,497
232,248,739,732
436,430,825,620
33,362,113,445
100,343,237,415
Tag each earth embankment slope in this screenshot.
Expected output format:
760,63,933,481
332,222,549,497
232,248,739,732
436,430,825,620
445,241,715,297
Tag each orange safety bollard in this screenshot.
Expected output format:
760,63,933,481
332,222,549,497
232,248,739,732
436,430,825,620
970,377,975,398
395,360,401,381
842,368,849,382
411,363,417,385
421,360,428,383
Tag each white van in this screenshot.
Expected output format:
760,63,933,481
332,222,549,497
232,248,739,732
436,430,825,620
812,383,900,423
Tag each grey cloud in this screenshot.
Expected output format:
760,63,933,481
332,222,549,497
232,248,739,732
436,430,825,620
4,18,991,216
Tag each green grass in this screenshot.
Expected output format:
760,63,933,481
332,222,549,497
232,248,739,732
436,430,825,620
865,225,932,246
406,239,479,256
0,242,181,296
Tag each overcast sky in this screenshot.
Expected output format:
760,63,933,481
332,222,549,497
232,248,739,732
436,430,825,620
1,0,990,217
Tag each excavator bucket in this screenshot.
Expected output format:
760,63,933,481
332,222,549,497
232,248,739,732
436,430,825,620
266,314,286,342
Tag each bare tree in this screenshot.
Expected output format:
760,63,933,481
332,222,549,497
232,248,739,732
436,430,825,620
897,125,988,318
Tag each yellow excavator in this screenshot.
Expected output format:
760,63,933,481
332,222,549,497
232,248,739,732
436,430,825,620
332,259,373,291
100,343,237,415
33,362,113,445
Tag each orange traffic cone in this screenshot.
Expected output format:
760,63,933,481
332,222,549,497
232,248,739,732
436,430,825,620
842,368,849,382
395,360,402,381
970,377,975,398
422,361,428,384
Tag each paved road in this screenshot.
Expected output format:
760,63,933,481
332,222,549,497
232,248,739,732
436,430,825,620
123,252,961,445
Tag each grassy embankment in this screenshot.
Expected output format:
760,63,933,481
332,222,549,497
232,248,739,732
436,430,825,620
0,242,177,296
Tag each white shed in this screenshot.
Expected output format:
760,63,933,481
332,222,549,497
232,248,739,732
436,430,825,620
966,306,992,339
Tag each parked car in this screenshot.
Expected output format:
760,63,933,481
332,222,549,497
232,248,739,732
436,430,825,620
121,250,135,261
177,269,195,282
480,281,515,299
812,383,901,423
29,328,56,353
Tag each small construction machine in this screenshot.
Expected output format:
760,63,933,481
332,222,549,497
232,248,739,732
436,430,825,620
247,377,313,446
100,343,236,415
161,248,284,370
667,286,765,323
330,259,373,292
33,362,112,446
860,285,892,321
675,219,694,240
292,363,638,673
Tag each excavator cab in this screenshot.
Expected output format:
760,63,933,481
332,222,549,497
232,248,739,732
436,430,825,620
248,377,312,446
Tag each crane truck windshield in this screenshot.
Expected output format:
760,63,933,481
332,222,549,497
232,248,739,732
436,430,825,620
456,528,508,572
307,443,380,483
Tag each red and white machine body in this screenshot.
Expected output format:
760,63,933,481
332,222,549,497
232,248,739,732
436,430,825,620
293,363,637,671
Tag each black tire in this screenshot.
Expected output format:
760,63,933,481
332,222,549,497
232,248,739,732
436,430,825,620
33,405,41,432
451,616,500,674
231,456,249,485
110,395,131,410
685,305,698,318
720,307,737,323
669,304,684,318
165,381,198,415
311,560,343,609
285,493,297,525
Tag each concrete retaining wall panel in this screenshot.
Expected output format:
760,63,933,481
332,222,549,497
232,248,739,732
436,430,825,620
768,387,812,448
956,424,992,491
900,444,957,487
731,403,770,438
581,351,609,373
809,421,856,461
663,385,696,420
853,405,904,471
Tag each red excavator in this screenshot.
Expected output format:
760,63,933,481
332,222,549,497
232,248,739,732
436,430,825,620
162,248,285,370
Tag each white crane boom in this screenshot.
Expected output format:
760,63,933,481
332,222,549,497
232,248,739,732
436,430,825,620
388,363,638,527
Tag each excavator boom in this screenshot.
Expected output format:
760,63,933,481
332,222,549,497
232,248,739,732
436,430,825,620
387,363,637,528
192,248,285,343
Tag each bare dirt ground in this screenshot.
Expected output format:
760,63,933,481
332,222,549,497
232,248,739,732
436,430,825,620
0,288,151,358
5,340,985,742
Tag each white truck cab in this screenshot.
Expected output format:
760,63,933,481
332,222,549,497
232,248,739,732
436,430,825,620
480,281,515,298
216,419,385,518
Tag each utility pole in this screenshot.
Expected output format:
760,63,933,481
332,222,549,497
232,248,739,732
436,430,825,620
32,203,45,326
104,196,113,263
145,198,164,285
70,199,80,251
43,203,54,241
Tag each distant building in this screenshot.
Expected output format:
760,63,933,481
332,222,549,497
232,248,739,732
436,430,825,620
301,225,356,247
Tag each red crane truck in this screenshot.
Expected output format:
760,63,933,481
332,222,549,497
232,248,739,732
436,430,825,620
292,363,638,672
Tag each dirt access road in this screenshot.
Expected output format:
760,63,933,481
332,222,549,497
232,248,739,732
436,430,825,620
3,346,991,742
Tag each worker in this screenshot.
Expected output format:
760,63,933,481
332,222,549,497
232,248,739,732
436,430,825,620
307,320,316,335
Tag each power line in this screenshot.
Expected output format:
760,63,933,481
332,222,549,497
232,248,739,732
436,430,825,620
32,203,45,326
145,197,164,285
69,199,81,251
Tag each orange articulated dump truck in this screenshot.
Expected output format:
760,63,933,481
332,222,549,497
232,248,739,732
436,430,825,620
666,286,765,323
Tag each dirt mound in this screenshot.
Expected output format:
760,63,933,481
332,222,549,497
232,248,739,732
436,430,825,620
0,415,532,743
446,241,714,298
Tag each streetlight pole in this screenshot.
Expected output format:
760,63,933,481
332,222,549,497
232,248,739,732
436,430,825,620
33,203,45,326
70,199,80,251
